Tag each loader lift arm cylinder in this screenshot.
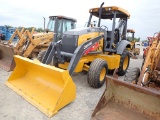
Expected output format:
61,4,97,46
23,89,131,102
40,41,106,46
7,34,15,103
41,17,64,64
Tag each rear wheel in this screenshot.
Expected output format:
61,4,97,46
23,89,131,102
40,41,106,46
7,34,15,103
87,58,108,88
117,51,130,76
124,67,140,84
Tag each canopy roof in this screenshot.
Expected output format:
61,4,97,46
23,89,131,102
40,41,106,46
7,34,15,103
49,15,77,22
89,6,130,19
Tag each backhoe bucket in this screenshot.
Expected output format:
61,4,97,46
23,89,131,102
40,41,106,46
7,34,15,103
5,55,76,117
0,44,15,71
92,76,160,120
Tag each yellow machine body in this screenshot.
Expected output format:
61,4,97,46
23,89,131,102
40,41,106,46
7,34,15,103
59,54,120,72
58,31,121,72
5,55,76,117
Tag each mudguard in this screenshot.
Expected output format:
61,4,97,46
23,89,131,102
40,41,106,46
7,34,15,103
116,40,131,54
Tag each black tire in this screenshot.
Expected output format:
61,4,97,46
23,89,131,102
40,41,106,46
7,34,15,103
87,58,108,88
117,51,130,76
124,67,140,84
37,50,46,61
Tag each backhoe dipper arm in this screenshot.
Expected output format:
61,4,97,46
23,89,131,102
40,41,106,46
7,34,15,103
68,34,104,75
122,18,127,40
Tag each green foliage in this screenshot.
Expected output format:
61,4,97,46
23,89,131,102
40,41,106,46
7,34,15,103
141,40,148,42
4,25,13,28
36,27,44,32
6,26,45,33
25,27,35,32
127,36,140,42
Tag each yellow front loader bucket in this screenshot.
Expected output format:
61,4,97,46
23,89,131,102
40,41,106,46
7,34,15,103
5,55,76,117
0,44,15,71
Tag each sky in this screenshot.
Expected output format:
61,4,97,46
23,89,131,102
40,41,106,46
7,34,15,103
0,0,160,40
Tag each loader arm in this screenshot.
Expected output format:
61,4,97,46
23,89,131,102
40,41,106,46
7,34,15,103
14,28,35,54
68,35,104,75
22,30,53,57
4,28,24,45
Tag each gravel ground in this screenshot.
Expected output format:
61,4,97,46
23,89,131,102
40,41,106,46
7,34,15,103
0,45,144,120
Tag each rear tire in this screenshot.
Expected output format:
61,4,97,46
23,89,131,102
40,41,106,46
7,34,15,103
87,58,108,88
117,51,130,76
124,67,140,84
37,50,46,62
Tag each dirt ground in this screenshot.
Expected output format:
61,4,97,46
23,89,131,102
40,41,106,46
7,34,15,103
0,45,144,120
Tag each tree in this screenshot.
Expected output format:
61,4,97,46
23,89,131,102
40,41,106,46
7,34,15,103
36,27,44,32
137,37,140,42
4,25,13,28
127,36,140,42
25,27,35,32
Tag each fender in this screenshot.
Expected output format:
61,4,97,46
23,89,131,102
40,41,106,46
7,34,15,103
116,40,131,54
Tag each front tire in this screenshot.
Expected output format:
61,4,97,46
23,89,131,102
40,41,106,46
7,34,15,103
87,58,108,88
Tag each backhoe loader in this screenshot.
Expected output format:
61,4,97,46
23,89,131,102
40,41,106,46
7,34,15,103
5,3,131,117
0,15,76,71
127,29,140,59
92,32,160,120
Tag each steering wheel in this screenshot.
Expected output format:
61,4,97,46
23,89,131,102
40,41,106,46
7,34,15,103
100,25,108,31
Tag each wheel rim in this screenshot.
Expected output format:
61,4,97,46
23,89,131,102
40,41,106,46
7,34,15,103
123,55,129,70
100,68,106,81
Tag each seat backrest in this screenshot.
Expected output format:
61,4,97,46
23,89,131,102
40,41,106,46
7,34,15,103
107,31,112,39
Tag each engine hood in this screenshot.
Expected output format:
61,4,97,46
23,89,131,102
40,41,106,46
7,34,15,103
63,27,105,36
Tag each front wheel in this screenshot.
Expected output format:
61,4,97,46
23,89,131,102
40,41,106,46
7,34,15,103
87,58,108,88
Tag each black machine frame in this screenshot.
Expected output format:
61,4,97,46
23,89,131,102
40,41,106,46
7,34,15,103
87,2,129,53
